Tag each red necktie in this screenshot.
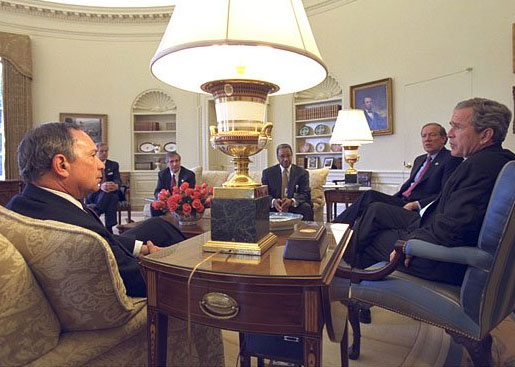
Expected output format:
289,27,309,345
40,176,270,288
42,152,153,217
402,155,432,198
171,174,176,189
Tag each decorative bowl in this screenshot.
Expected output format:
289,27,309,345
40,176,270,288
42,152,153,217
269,212,303,231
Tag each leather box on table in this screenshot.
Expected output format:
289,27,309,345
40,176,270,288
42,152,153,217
283,224,328,261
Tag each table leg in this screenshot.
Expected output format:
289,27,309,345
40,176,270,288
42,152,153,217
303,336,322,367
148,307,168,367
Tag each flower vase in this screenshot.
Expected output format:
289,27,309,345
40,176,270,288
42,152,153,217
172,211,203,226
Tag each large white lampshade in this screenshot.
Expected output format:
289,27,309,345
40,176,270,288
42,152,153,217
150,0,327,95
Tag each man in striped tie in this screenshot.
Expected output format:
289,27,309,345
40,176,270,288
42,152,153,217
334,123,463,226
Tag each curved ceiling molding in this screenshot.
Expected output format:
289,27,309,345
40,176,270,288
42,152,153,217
295,74,342,101
133,90,176,113
0,0,173,23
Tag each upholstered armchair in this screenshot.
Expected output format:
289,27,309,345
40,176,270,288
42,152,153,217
0,205,224,367
334,160,515,366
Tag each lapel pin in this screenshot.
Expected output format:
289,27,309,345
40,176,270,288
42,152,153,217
435,162,439,166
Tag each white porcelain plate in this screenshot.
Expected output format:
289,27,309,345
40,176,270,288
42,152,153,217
269,212,303,230
139,142,155,153
164,142,177,152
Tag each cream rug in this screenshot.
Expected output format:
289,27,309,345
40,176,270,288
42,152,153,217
222,308,515,367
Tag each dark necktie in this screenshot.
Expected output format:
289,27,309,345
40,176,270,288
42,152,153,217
82,202,103,224
402,155,432,198
171,173,176,189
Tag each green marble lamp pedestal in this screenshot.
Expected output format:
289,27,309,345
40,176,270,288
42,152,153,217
203,186,277,255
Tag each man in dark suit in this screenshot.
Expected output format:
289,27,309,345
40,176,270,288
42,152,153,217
334,123,463,226
343,98,515,286
151,151,196,217
7,122,186,297
85,142,120,233
363,96,386,130
262,143,314,221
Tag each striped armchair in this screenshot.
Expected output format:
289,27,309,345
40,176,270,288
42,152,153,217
334,160,515,366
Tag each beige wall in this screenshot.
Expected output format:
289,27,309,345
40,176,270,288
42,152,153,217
270,0,515,171
1,0,514,175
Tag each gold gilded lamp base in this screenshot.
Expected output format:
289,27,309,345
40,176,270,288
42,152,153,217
203,232,277,256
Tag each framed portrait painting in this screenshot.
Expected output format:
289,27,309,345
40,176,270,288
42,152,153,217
350,78,393,136
59,113,108,144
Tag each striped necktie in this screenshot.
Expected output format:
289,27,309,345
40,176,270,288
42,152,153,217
402,155,432,198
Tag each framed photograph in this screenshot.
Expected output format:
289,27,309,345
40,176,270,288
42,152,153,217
307,156,318,170
350,78,393,136
296,156,306,168
60,113,108,144
323,157,334,168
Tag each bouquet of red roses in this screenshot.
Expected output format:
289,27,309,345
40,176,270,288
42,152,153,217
151,182,213,216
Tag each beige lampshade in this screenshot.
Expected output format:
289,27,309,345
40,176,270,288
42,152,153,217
329,109,374,146
151,0,327,94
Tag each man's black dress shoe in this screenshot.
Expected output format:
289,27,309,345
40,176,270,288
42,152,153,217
359,308,371,324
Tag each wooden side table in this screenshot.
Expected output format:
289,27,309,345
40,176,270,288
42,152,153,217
139,223,352,367
324,187,371,222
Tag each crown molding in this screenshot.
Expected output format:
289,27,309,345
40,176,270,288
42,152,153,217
304,0,356,16
0,0,172,23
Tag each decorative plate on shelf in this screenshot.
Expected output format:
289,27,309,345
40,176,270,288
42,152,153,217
330,144,343,152
314,124,328,135
299,125,312,136
164,142,177,152
139,142,156,153
269,212,303,231
315,142,327,152
299,142,313,153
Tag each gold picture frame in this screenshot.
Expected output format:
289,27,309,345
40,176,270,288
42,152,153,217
60,113,108,144
350,77,393,136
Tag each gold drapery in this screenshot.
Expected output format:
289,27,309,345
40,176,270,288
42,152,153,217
0,32,32,179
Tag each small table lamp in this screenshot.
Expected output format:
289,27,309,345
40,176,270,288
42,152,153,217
329,110,373,184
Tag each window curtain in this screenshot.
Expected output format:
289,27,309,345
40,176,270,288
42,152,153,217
0,32,32,179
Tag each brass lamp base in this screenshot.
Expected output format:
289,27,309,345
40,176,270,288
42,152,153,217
203,79,277,188
203,232,277,256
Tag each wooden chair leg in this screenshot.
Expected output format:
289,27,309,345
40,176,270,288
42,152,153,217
238,333,251,367
449,332,493,367
340,320,349,367
348,302,361,360
127,207,132,223
117,209,122,225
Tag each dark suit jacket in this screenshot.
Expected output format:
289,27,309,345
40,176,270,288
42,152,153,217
154,166,196,197
403,145,515,282
103,159,121,186
394,148,463,208
261,164,312,206
7,184,146,297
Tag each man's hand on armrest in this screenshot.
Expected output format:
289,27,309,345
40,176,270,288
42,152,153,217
137,240,162,259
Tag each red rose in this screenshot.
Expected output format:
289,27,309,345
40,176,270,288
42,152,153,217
180,182,189,191
192,191,201,199
182,203,192,214
197,204,205,213
170,194,182,203
167,201,178,212
201,182,208,189
192,199,202,209
158,189,169,201
151,201,165,210
172,186,180,195
208,187,214,195
200,188,208,196
185,188,194,196
195,184,201,190
204,196,212,207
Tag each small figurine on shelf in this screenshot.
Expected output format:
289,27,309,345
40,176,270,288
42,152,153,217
152,144,161,153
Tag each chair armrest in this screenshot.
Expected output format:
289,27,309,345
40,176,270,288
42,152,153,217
404,239,493,271
335,240,406,283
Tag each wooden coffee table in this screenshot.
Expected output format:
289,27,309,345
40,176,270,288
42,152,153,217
140,222,352,367
117,215,210,239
